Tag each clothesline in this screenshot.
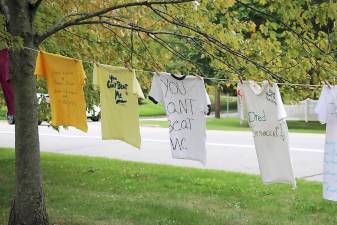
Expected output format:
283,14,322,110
7,47,337,199
22,46,325,88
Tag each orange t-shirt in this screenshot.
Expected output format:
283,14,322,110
34,51,88,132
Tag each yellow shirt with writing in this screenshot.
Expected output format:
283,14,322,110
34,51,88,132
93,64,144,148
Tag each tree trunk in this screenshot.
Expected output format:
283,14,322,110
214,86,221,119
7,1,49,225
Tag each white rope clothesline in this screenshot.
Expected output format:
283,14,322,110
22,46,326,88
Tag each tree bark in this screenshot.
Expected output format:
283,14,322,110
214,86,221,119
7,1,48,225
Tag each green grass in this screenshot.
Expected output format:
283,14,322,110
139,98,166,117
1,148,337,225
287,120,326,133
0,106,6,120
141,117,326,134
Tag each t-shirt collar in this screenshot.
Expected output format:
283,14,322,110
170,73,187,80
248,80,270,96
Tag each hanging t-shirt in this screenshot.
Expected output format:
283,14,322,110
34,51,88,132
315,85,337,201
238,81,296,187
149,72,211,164
0,49,15,116
93,64,144,148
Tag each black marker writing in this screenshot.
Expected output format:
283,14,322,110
248,111,266,123
107,74,128,104
107,75,128,89
266,89,276,105
252,123,286,141
169,118,194,133
160,78,186,97
166,99,195,115
170,137,187,151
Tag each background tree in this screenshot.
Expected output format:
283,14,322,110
0,0,336,225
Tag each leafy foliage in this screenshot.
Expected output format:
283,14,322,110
2,0,337,108
0,15,23,50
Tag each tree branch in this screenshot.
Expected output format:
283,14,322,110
57,16,286,81
149,34,202,72
41,18,196,41
149,6,286,81
137,32,163,70
29,0,43,10
68,19,208,75
37,0,194,43
36,0,293,82
236,0,325,53
191,39,245,78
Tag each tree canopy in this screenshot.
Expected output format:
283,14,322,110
1,0,334,102
27,0,336,102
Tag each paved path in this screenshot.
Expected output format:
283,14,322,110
0,121,325,181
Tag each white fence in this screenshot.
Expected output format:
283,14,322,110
238,98,319,122
284,99,318,122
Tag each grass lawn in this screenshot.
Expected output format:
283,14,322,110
1,148,337,225
0,106,6,120
139,98,166,117
141,117,326,134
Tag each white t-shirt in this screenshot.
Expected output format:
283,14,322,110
315,85,337,201
238,81,296,187
149,72,211,164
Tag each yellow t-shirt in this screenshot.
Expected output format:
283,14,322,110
93,64,144,148
34,51,88,132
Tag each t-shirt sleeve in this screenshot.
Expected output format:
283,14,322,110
206,92,211,115
132,70,144,99
200,79,211,115
92,63,99,90
206,89,211,105
237,82,248,122
315,86,328,124
148,73,163,104
237,83,246,121
78,60,86,87
34,51,46,78
275,84,287,120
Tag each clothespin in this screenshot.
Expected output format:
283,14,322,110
267,79,273,87
194,74,203,80
324,80,331,89
153,67,160,76
238,76,243,84
125,62,133,72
